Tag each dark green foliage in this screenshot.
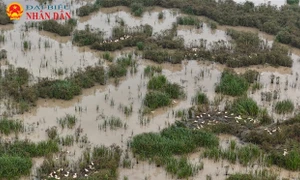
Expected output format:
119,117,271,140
215,69,249,96
242,70,259,83
131,125,218,178
226,170,278,180
194,92,209,105
76,0,101,16
176,16,201,26
37,79,81,100
108,56,135,78
136,41,144,50
144,75,184,110
0,118,23,135
230,97,259,116
287,0,299,5
0,156,32,179
275,99,294,114
144,91,171,109
39,19,77,36
131,3,144,16
132,125,218,158
73,29,104,46
0,3,12,25
147,75,167,90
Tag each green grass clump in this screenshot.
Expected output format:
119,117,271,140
176,16,201,26
165,156,201,179
144,65,162,76
131,125,218,178
108,56,135,78
215,69,249,96
73,29,104,46
226,170,278,180
230,97,259,117
144,91,171,109
194,92,209,105
147,75,168,90
0,156,32,179
0,118,23,135
103,52,114,62
37,79,81,100
275,99,294,114
203,143,262,166
144,75,184,110
100,116,124,130
57,114,78,129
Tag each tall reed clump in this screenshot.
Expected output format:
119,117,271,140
131,125,218,178
230,97,259,117
193,92,209,105
176,16,201,26
226,169,278,180
0,118,23,135
144,65,162,77
275,99,294,114
215,69,249,96
203,143,262,166
144,75,184,110
57,114,78,129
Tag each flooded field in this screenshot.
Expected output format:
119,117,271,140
1,0,300,179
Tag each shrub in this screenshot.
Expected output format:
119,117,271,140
144,91,171,109
215,69,249,96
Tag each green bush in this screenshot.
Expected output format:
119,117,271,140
194,92,209,105
0,156,32,179
144,91,171,109
230,97,259,116
215,69,249,96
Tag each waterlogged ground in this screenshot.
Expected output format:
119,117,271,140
1,1,300,179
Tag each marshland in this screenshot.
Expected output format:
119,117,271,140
1,0,300,179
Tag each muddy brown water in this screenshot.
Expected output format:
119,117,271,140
1,2,300,179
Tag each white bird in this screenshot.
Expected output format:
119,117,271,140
225,111,227,114
283,149,288,156
91,162,94,166
114,39,119,42
120,37,124,40
85,168,89,172
85,174,88,177
73,173,77,178
196,116,200,118
89,165,95,169
208,114,210,117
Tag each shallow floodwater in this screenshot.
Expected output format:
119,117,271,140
1,1,300,180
